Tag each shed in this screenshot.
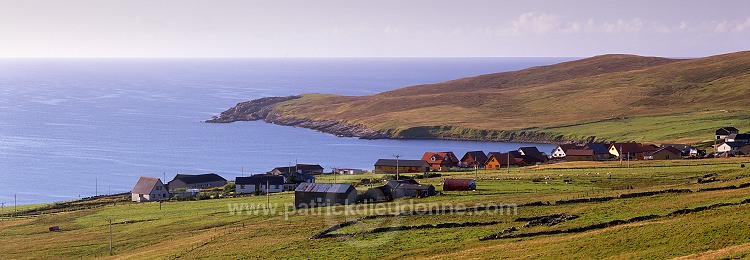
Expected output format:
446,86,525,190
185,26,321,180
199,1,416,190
443,179,476,191
236,175,285,194
294,183,358,209
167,173,227,190
374,159,429,174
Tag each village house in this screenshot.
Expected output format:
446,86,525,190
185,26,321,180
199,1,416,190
660,144,698,157
727,133,750,143
270,164,324,175
584,142,613,161
485,151,525,170
608,143,656,160
279,171,315,191
294,183,358,209
460,151,488,168
235,175,285,194
651,146,683,160
551,144,581,159
518,147,548,164
374,159,429,174
131,176,169,202
565,149,595,161
167,173,227,190
443,179,476,191
421,152,460,171
717,142,748,156
334,168,365,175
716,127,740,140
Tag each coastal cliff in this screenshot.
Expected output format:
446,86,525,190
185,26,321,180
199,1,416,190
206,96,391,139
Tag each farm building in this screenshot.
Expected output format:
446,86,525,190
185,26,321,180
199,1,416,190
659,144,698,157
235,175,285,194
738,144,750,155
716,127,740,140
717,142,748,155
550,144,581,159
517,147,548,163
443,179,476,191
460,151,488,168
362,186,391,202
334,168,365,174
270,164,324,175
651,146,682,160
131,176,169,202
565,149,594,161
608,143,656,160
294,183,358,209
385,179,436,199
422,152,460,171
167,173,227,190
583,142,613,161
374,159,429,174
727,133,750,143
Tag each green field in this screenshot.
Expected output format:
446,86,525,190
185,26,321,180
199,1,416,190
3,158,750,259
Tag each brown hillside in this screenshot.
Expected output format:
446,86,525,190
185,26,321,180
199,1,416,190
267,51,750,141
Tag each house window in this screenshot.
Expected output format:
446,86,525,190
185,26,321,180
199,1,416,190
240,185,245,189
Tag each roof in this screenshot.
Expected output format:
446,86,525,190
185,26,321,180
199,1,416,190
659,144,694,153
461,151,488,163
717,127,740,135
487,152,525,165
566,149,594,156
386,179,419,189
721,142,748,148
584,143,611,154
610,143,654,154
236,175,285,186
654,146,682,155
375,159,428,167
518,147,542,156
397,183,434,190
733,133,750,140
132,176,161,194
272,164,324,173
280,172,316,182
295,183,354,194
557,144,581,153
422,152,458,164
171,173,227,185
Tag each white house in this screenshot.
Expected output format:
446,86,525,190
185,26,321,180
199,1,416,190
236,175,285,194
335,168,365,175
131,176,169,202
717,142,747,155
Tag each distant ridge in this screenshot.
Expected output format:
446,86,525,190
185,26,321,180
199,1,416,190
209,51,750,145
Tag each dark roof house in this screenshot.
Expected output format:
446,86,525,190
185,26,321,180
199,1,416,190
518,147,548,163
422,152,460,171
294,183,358,209
271,164,324,175
460,151,488,167
167,173,227,190
374,159,430,174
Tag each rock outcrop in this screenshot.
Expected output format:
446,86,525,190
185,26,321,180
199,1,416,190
206,96,390,139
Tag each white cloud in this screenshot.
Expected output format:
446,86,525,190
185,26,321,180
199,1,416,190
510,12,562,35
731,17,750,33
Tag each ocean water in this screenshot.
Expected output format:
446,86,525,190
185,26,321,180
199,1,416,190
0,58,572,205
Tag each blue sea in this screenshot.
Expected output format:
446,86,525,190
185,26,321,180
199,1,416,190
0,58,572,205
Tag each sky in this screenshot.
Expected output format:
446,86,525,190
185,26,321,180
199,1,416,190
1,0,749,58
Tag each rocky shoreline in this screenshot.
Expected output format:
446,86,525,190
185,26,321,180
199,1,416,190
206,96,567,144
205,96,391,139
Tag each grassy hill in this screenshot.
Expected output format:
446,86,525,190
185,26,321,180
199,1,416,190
264,51,750,144
4,158,750,258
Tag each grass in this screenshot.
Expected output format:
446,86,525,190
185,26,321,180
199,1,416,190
3,157,750,259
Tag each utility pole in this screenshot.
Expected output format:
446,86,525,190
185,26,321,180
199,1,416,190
14,194,17,217
109,219,113,256
507,153,510,174
331,167,337,183
393,154,402,180
96,177,98,197
475,164,478,180
266,180,270,209
1,202,4,223
241,166,244,177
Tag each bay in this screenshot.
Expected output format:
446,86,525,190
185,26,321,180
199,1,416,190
0,58,572,205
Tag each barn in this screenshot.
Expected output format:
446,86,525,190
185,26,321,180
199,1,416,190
294,183,358,209
443,179,476,191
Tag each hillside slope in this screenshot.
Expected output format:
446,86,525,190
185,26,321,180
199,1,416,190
210,51,750,144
